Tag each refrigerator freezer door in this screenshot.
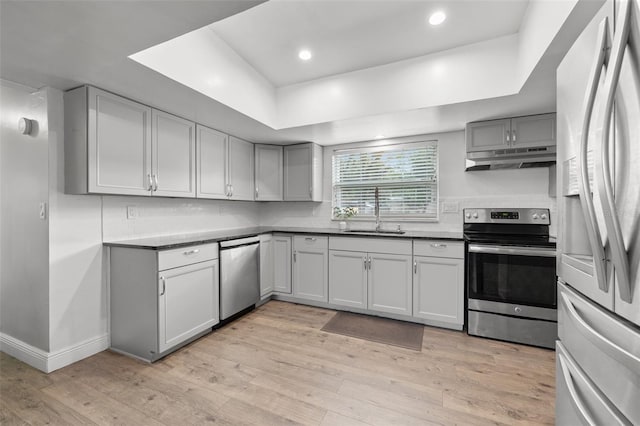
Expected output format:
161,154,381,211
558,282,640,424
556,342,630,426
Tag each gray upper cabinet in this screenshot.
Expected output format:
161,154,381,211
510,114,556,148
228,136,255,201
196,125,228,199
284,143,323,202
465,118,511,152
152,110,196,198
65,86,153,195
255,144,283,201
196,127,254,201
65,86,196,197
466,113,556,152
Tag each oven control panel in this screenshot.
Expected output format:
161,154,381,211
464,208,550,224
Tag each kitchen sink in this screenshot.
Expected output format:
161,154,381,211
345,229,406,235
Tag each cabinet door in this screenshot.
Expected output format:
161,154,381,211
260,234,274,297
368,253,412,316
255,144,283,201
158,260,218,353
197,125,228,199
228,136,255,200
284,144,312,201
152,110,196,197
273,235,292,294
88,87,152,195
292,236,328,302
511,114,556,148
465,119,511,152
413,256,463,326
329,250,367,308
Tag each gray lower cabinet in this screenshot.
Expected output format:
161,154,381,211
273,235,292,294
259,234,274,298
292,235,328,302
328,237,413,316
329,250,368,308
110,243,219,361
412,240,464,328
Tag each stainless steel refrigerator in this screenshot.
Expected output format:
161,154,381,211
556,0,640,423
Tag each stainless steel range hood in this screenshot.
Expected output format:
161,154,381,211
465,146,557,171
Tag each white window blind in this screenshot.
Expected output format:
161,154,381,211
332,141,438,220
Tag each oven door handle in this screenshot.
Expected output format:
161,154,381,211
468,244,556,257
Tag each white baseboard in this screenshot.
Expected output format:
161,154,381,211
0,333,49,372
0,332,109,373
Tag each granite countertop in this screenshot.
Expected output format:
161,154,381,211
103,226,464,250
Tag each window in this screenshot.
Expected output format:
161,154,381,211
332,141,438,220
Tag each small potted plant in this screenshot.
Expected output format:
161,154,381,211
334,206,358,230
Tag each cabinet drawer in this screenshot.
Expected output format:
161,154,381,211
329,237,412,255
294,235,328,250
413,240,463,259
158,243,219,271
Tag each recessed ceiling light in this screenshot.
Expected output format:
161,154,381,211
429,11,446,26
298,49,312,61
375,135,386,140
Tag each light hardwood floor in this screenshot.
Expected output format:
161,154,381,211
0,301,555,425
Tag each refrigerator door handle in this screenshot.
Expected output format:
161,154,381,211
597,0,633,303
557,352,599,426
561,291,640,374
557,348,629,426
578,17,609,292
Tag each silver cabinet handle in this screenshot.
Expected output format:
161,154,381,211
413,260,417,274
293,251,297,263
305,237,317,242
152,174,158,192
506,129,510,144
364,257,368,270
230,184,234,197
255,187,259,199
511,130,516,144
430,243,447,249
597,0,632,303
183,249,200,255
159,276,166,296
578,17,609,293
368,257,372,270
147,174,153,191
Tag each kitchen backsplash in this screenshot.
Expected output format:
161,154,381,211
259,194,557,236
102,196,260,242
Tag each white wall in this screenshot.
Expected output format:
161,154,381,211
0,80,50,351
260,130,556,235
47,87,106,355
102,196,260,242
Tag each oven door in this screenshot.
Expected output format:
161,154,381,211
467,244,557,309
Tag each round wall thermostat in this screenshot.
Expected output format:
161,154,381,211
18,117,34,135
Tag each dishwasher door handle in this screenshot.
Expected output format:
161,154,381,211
219,235,260,249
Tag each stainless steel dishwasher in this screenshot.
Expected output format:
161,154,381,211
219,236,260,320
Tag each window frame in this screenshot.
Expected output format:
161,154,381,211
331,140,439,222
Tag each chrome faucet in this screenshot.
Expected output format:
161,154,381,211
374,186,381,232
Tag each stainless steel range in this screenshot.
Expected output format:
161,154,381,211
464,208,557,349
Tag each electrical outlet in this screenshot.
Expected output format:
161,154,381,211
126,205,138,219
39,202,47,220
442,201,459,214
